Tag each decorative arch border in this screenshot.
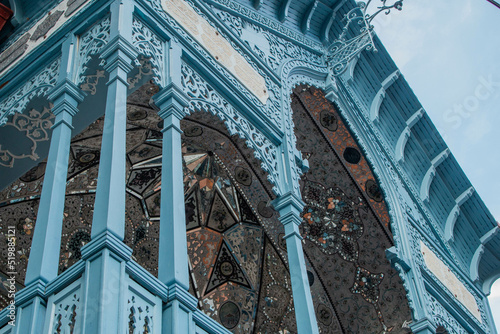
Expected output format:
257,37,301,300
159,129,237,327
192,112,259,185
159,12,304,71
180,62,280,195
279,58,329,194
0,57,60,126
331,77,493,332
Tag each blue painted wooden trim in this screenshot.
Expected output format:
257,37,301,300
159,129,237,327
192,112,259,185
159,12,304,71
470,225,500,282
320,0,347,43
422,270,483,333
181,54,283,145
483,268,500,295
395,108,424,162
183,0,281,85
301,0,318,34
344,53,360,85
278,0,293,22
386,246,411,272
253,0,263,10
81,231,133,262
272,192,319,334
369,69,400,122
7,0,24,26
419,148,450,203
444,186,474,242
192,309,232,334
126,260,169,302
0,0,105,86
11,280,46,308
335,78,438,319
24,62,84,286
410,318,437,334
44,261,85,296
91,3,138,240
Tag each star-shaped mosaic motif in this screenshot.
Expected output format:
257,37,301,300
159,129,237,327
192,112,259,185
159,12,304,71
350,266,384,305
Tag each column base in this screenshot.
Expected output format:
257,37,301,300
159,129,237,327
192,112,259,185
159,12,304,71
0,280,47,334
80,231,132,334
163,283,230,334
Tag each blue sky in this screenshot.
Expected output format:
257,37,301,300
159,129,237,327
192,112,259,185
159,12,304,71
369,0,500,330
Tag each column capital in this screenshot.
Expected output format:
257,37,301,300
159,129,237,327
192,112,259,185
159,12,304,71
101,35,138,74
47,78,85,117
14,280,47,307
153,82,190,121
81,231,133,262
272,191,305,226
166,283,198,311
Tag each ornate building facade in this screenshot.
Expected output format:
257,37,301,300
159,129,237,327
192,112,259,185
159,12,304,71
0,0,498,333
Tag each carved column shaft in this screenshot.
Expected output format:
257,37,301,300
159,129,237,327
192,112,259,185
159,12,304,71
273,192,319,334
25,79,84,286
81,1,137,333
90,28,138,239
154,82,190,289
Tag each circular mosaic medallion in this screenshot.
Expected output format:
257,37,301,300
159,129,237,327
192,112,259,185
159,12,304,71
219,261,234,277
307,270,314,286
127,108,148,121
319,110,338,131
157,120,164,129
219,301,240,329
20,162,46,182
365,179,383,202
78,152,97,164
234,166,252,186
257,201,274,218
343,147,361,164
184,126,203,137
316,304,333,326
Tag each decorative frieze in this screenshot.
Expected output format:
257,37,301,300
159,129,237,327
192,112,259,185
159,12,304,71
75,15,111,86
162,0,269,104
30,10,64,41
0,57,60,126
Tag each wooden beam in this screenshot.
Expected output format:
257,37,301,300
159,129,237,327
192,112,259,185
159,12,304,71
320,0,347,43
301,0,318,34
253,0,263,10
278,0,293,22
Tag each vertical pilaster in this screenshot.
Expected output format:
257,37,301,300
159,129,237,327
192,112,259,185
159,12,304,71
80,1,137,333
25,78,84,286
273,192,319,334
90,0,137,240
154,82,190,288
16,36,84,334
152,42,201,334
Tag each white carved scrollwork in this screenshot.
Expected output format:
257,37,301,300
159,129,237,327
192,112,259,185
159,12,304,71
0,58,60,126
131,17,164,87
0,106,55,167
181,63,280,194
75,15,111,86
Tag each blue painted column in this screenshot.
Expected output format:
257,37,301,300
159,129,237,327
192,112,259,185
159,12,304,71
152,42,201,334
80,1,137,333
154,82,190,289
273,192,320,334
16,36,84,334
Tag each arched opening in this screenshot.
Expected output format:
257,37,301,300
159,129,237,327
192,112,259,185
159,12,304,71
290,84,413,333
